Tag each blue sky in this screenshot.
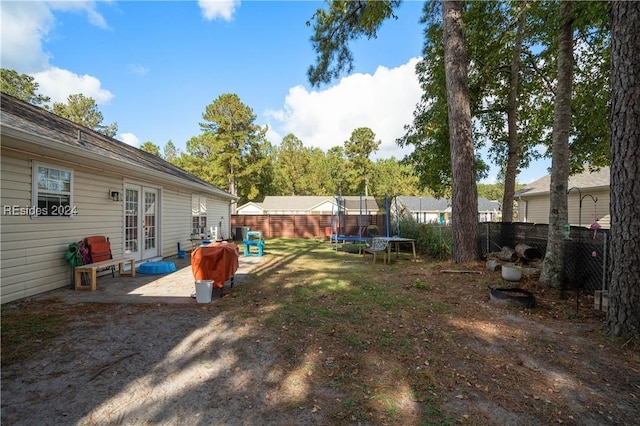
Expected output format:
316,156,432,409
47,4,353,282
1,0,550,185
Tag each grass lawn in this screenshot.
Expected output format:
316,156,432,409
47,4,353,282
2,238,638,425
227,238,639,424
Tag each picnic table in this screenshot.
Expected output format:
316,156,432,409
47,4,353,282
373,236,417,264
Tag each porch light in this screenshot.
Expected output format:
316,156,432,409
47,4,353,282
109,190,122,202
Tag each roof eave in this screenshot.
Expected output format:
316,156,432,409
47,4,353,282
1,123,237,202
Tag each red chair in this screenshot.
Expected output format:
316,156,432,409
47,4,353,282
84,236,115,276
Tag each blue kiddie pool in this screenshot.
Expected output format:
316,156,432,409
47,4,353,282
137,261,177,274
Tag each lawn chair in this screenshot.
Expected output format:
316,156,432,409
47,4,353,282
84,236,116,277
364,238,389,264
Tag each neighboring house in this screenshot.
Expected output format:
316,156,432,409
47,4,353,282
0,93,237,303
236,195,380,215
515,166,610,229
395,196,501,224
477,197,502,222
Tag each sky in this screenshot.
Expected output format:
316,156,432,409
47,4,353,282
1,0,551,185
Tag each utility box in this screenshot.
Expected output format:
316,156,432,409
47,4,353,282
234,226,250,241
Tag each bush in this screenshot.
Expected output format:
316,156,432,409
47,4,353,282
395,219,452,260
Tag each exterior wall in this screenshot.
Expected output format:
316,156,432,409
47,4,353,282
309,201,336,214
236,204,263,215
518,194,550,224
161,187,192,256
567,188,610,228
412,212,440,223
518,188,610,228
478,211,500,222
206,196,232,240
1,151,123,303
161,190,233,256
1,150,233,304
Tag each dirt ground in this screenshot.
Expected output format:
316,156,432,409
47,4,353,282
2,244,639,425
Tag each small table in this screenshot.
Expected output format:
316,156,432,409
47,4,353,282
374,237,417,264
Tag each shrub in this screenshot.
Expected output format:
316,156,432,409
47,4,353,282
395,219,452,260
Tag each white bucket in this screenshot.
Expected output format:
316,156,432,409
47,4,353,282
502,265,522,282
195,280,214,303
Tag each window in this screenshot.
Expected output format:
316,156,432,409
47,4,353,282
32,163,75,217
191,194,207,236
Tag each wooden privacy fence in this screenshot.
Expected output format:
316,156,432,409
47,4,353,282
231,214,388,239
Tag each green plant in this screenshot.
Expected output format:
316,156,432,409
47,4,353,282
414,279,430,290
397,219,452,259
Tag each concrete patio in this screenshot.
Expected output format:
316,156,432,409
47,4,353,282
30,251,265,305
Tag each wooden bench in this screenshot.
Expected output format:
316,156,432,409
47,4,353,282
74,258,136,291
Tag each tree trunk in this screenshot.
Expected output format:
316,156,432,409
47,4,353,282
443,0,480,263
540,1,573,291
608,0,640,342
502,1,526,223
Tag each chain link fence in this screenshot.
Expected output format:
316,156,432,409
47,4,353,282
480,222,609,296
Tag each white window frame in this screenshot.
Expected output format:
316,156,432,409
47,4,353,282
31,162,75,218
191,194,207,236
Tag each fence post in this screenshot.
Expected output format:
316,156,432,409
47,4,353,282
486,222,490,255
602,232,608,292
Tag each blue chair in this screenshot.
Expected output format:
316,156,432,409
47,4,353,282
243,231,265,256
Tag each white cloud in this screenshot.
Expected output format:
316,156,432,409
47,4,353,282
126,64,150,76
0,1,54,73
265,57,422,160
119,132,139,147
0,1,112,102
48,1,109,29
198,0,239,21
32,67,113,104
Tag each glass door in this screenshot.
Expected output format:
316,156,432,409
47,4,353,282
124,185,159,260
125,187,140,260
142,187,158,259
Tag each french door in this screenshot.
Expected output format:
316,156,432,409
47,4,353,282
124,185,159,260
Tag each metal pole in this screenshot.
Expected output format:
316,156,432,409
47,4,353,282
602,232,607,291
359,193,362,245
395,195,400,236
385,195,390,237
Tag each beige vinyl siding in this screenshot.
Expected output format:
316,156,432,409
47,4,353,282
161,188,192,256
567,188,610,228
518,194,550,224
207,196,232,240
1,153,124,303
519,188,610,229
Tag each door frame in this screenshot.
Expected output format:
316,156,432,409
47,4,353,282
124,183,160,261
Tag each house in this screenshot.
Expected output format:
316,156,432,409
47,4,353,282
515,166,610,228
0,93,237,303
477,197,502,222
236,195,380,215
394,196,501,224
